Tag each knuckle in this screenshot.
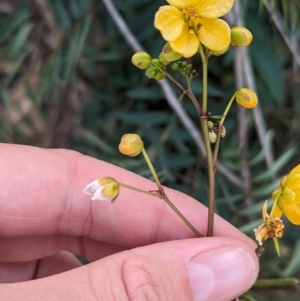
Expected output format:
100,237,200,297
121,255,169,301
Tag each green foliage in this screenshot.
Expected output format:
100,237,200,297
1,1,300,299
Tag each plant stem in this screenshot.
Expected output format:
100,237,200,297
142,148,164,193
164,72,202,117
118,182,203,237
220,93,237,125
212,122,222,170
252,278,300,290
198,45,215,237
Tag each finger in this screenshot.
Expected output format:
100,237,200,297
0,144,256,259
0,236,127,262
0,251,81,283
0,237,259,301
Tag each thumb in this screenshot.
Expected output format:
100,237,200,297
0,237,259,301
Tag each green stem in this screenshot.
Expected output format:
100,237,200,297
252,278,300,290
198,44,215,237
161,195,203,237
164,72,201,117
142,148,163,193
220,93,237,125
119,183,162,197
119,182,203,237
212,122,222,170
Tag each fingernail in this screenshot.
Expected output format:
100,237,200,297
188,246,257,301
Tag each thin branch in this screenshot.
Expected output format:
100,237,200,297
101,0,244,188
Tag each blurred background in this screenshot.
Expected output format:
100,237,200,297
0,0,299,299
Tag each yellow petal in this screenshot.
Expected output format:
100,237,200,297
284,173,300,189
271,188,281,202
272,203,283,219
262,200,268,220
282,202,300,225
154,6,184,41
290,164,300,174
170,24,199,57
198,18,230,51
167,0,199,9
195,0,234,18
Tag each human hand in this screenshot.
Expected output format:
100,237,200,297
0,144,259,301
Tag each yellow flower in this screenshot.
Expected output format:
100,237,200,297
154,0,234,58
271,164,300,225
254,201,284,246
119,133,144,157
83,177,120,202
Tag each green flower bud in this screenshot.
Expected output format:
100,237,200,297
171,63,179,70
161,42,182,62
145,67,158,78
207,121,214,129
119,133,144,157
236,88,258,109
83,177,120,202
181,61,187,67
154,71,166,80
158,52,170,65
231,26,253,47
131,52,152,69
151,58,160,65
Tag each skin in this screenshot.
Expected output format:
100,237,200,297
0,144,259,301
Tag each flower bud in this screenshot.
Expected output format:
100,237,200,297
171,63,179,70
83,177,120,202
236,88,258,109
161,42,182,62
207,121,214,129
158,52,170,65
209,131,217,144
231,26,253,47
220,125,226,138
154,71,166,80
119,133,144,157
151,58,160,65
145,67,158,78
131,52,152,69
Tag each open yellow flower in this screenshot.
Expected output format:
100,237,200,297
271,164,300,225
154,0,234,58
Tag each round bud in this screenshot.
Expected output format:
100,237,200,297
119,133,144,157
171,63,179,70
131,52,152,69
83,177,120,202
154,71,166,80
161,42,182,62
220,125,226,138
145,67,157,78
209,131,217,144
231,27,253,47
207,121,214,129
236,88,258,109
